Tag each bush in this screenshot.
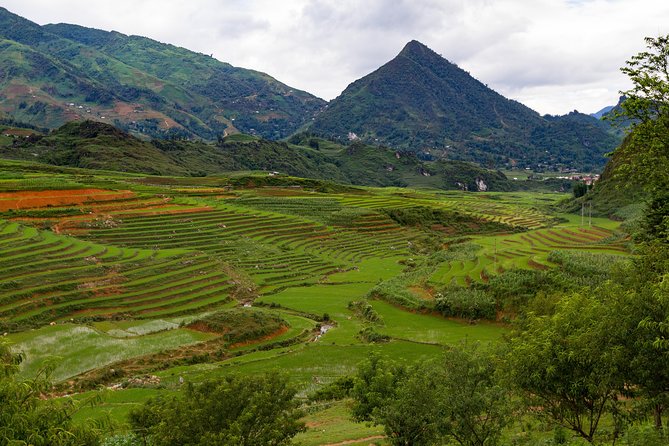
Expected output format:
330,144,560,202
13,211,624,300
348,300,384,324
308,376,355,402
436,287,496,320
188,308,287,344
358,327,390,343
129,374,304,446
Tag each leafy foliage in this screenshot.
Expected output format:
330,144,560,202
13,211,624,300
129,374,304,446
506,292,628,443
0,339,102,445
435,287,497,320
591,35,669,228
351,344,512,446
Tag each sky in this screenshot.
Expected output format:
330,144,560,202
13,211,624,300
2,0,668,115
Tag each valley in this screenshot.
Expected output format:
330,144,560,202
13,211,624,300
0,160,629,444
0,5,666,445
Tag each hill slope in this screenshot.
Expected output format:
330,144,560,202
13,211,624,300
309,40,620,171
1,120,521,191
0,7,324,140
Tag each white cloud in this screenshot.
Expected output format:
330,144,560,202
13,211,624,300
1,0,667,114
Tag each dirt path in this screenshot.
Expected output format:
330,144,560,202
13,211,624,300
321,436,385,446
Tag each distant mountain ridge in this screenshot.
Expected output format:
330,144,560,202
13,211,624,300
308,40,621,171
591,105,615,119
0,7,325,140
0,8,621,171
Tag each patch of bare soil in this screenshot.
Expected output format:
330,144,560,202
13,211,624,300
321,436,385,446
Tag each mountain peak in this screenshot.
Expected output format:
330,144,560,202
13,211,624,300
308,39,620,170
398,40,432,58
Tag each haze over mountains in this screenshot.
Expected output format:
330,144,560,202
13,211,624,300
0,7,621,171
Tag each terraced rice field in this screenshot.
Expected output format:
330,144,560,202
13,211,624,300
0,172,624,332
0,220,233,329
0,165,629,445
0,188,135,211
429,223,626,286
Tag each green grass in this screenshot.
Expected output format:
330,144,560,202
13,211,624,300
295,400,386,446
371,300,504,344
72,388,169,426
8,323,216,381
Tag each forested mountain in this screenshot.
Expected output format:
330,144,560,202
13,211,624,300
0,8,620,171
0,7,325,140
309,40,620,171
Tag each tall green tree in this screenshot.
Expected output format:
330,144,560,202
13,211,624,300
129,373,304,446
506,293,628,444
612,35,669,242
351,346,512,446
350,353,408,424
610,243,669,429
437,343,513,446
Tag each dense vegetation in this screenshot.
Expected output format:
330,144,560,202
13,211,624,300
1,120,535,191
0,339,103,445
188,309,287,345
128,374,304,446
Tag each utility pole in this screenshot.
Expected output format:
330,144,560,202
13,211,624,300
581,202,584,227
589,201,592,227
493,238,497,273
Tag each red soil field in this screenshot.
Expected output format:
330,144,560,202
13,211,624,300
0,189,134,211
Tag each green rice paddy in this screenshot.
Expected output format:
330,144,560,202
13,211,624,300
0,164,628,444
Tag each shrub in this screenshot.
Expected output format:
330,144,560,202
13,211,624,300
358,327,390,343
436,287,496,320
348,300,384,324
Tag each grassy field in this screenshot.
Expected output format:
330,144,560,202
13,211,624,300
0,161,628,444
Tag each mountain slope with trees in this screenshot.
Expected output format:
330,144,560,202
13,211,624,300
309,40,620,171
1,120,521,191
0,7,325,140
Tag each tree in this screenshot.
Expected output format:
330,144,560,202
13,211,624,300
611,35,669,242
376,362,444,446
618,35,669,128
351,346,512,446
609,243,669,430
351,354,443,446
573,181,588,198
350,353,408,421
129,373,304,446
0,339,101,446
506,293,628,443
437,343,513,446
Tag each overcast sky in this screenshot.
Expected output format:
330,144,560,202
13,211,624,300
2,0,668,115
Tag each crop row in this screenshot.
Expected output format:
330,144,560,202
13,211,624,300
0,220,234,330
67,204,413,285
429,225,626,286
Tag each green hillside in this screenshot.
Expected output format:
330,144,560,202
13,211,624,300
0,9,620,172
309,40,621,171
1,120,533,191
0,7,324,140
